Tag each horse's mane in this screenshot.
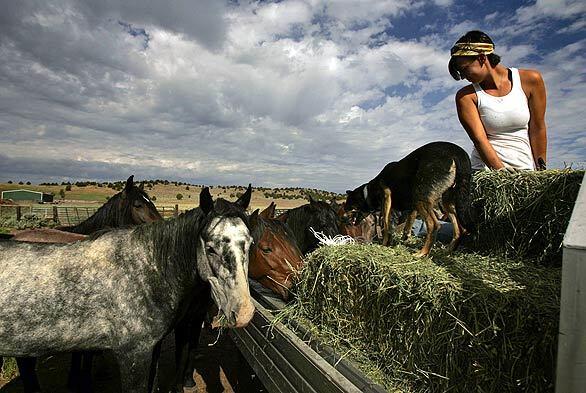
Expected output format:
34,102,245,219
251,216,295,245
132,200,249,281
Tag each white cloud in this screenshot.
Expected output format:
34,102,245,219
0,0,583,190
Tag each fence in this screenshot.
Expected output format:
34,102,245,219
0,204,291,227
0,204,187,227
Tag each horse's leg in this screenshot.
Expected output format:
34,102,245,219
173,319,190,393
115,349,151,393
67,352,82,391
78,352,94,393
147,341,162,393
183,312,206,389
16,356,41,393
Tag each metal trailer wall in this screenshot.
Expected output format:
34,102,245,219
556,172,586,393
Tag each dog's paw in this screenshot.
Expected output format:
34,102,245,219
412,250,429,258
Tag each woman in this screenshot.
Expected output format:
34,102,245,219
449,30,547,171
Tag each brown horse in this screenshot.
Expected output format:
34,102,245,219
248,202,304,300
333,201,378,243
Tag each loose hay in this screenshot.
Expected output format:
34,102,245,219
470,169,584,264
281,244,560,392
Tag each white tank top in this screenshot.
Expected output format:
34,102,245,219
471,68,535,170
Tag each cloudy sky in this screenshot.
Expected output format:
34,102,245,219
0,0,584,191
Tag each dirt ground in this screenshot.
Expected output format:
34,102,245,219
0,325,266,393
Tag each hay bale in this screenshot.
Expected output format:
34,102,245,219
470,169,584,264
283,244,560,392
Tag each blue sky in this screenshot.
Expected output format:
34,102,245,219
0,0,584,191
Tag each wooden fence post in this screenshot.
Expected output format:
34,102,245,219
16,206,22,221
53,206,59,224
174,204,179,218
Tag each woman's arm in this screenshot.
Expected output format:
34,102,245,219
455,86,504,169
522,69,547,169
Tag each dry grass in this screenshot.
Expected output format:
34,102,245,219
0,182,323,211
279,242,560,392
470,169,584,264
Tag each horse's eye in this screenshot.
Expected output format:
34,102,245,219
262,247,272,254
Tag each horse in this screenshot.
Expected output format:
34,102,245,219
169,192,304,393
332,200,378,243
276,196,341,254
0,187,254,393
4,175,163,393
2,175,161,244
248,202,304,300
167,186,253,393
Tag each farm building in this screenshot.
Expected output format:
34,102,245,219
1,189,53,203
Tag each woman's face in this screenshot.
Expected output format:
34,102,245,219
454,56,486,83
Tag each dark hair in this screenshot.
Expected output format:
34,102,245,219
448,30,501,80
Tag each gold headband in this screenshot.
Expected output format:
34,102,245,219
450,42,494,56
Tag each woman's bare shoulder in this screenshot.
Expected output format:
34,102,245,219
518,69,544,86
455,84,476,103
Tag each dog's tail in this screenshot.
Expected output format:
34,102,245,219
453,153,475,232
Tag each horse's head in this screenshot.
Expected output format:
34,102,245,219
306,196,340,238
121,176,162,224
248,205,304,300
196,186,254,328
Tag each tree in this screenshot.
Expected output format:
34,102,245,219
26,181,31,185
151,195,157,201
7,180,12,184
176,193,183,200
65,184,72,191
59,189,65,199
185,186,190,190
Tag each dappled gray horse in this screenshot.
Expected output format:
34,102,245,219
0,187,254,393
4,174,163,393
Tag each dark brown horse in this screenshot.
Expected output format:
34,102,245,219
276,196,341,255
248,202,304,300
6,175,162,393
4,175,161,244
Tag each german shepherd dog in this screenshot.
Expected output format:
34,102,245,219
344,141,472,256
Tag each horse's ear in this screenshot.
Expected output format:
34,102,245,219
276,211,288,223
260,202,276,219
200,187,213,214
121,175,134,198
346,190,352,195
125,175,134,192
236,183,252,210
249,209,260,228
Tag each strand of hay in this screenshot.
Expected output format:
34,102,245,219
280,244,560,392
470,169,584,264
